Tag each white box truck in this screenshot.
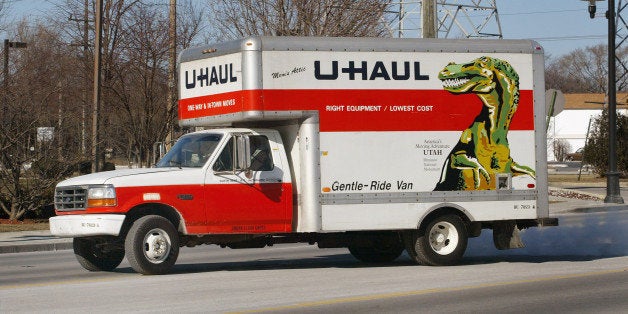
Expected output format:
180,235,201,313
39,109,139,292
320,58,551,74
50,37,557,274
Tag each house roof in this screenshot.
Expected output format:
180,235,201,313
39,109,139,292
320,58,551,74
564,93,628,109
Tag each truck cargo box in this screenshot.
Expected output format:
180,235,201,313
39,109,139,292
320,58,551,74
179,36,549,232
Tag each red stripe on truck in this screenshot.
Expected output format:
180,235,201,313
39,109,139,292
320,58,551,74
179,89,535,132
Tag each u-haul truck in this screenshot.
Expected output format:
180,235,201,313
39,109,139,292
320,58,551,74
50,37,557,275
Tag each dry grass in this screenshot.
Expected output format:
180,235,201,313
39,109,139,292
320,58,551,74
548,173,604,183
0,222,50,233
548,173,628,185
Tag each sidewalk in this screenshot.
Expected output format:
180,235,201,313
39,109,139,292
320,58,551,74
549,186,628,214
0,230,73,254
1,187,626,254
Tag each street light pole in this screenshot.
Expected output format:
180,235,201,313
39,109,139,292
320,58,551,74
585,0,625,204
2,39,27,125
605,0,625,204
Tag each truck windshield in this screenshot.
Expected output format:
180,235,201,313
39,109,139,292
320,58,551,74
155,133,223,168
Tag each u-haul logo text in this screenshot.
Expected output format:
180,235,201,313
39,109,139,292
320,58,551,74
314,61,430,81
185,63,238,89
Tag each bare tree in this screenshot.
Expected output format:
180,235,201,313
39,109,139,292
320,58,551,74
102,1,203,166
178,0,206,49
1,1,205,219
0,0,6,32
210,0,392,39
107,4,170,166
52,0,203,167
0,0,7,22
546,44,628,93
552,138,571,162
0,22,82,220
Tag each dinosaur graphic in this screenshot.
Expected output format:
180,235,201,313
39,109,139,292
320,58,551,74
434,56,535,191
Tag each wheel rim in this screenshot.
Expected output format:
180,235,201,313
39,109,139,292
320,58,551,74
143,228,171,264
428,221,459,255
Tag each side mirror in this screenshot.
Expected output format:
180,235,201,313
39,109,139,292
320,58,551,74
235,135,251,171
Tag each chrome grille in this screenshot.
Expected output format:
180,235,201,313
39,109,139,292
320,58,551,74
55,187,87,211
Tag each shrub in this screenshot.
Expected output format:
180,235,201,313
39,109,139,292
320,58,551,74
584,109,628,176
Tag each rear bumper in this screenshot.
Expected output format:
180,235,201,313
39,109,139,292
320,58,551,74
49,214,125,237
537,217,559,227
513,217,559,229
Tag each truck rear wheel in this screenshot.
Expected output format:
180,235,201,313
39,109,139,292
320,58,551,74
405,214,468,266
73,237,124,272
348,232,404,263
125,215,179,275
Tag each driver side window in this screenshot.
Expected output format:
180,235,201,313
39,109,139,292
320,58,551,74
212,135,273,172
249,135,273,171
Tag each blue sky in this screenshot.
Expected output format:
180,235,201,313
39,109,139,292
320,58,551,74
1,0,612,58
500,1,609,58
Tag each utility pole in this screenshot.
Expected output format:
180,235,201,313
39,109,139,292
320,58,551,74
82,0,89,157
166,0,177,154
3,40,27,126
91,0,103,173
2,39,8,126
70,0,90,157
58,83,63,160
421,0,437,38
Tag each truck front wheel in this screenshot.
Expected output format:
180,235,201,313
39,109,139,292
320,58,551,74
73,236,125,272
405,214,468,266
125,215,179,275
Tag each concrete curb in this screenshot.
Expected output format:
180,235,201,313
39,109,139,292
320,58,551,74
0,241,73,254
569,204,628,214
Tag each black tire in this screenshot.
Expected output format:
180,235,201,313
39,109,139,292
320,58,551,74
348,233,404,263
73,237,125,272
125,215,179,275
405,214,468,266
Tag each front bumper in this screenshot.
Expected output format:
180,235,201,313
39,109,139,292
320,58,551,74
49,214,125,237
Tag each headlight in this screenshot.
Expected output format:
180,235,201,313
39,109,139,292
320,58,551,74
87,185,117,207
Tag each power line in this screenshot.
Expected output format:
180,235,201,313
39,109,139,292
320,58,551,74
499,9,584,16
447,9,587,19
529,35,606,42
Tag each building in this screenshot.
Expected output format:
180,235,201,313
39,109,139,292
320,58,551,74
546,93,628,161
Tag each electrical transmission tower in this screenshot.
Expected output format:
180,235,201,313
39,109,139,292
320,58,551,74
616,0,628,85
390,0,503,39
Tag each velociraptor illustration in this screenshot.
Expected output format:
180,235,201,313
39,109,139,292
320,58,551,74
434,56,536,191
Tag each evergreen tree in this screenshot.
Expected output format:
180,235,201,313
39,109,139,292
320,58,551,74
584,109,628,176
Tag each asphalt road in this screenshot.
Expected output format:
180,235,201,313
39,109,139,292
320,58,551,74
1,211,627,313
264,270,628,314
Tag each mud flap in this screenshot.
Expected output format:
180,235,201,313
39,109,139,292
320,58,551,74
492,221,525,250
